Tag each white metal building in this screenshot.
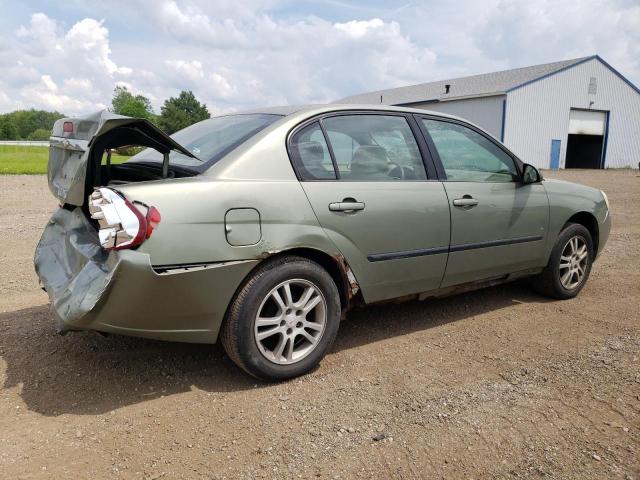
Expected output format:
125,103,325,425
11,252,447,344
338,55,640,169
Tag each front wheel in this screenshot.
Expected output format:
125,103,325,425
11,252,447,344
220,256,341,381
531,223,594,299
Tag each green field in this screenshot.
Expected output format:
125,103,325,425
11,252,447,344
0,145,130,174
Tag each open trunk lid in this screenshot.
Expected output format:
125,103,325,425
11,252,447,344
48,110,196,206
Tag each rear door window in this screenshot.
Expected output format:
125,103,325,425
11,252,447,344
323,115,427,181
289,122,337,180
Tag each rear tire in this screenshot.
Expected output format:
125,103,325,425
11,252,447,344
220,256,341,381
531,223,594,299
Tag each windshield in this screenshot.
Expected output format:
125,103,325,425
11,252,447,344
128,113,282,171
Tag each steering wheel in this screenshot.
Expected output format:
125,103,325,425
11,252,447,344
387,163,416,180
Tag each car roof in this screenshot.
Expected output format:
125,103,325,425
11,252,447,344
232,103,468,123
232,105,313,116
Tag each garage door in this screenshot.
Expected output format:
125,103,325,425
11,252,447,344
568,109,606,135
566,109,607,169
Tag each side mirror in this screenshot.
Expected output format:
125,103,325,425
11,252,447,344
522,164,542,184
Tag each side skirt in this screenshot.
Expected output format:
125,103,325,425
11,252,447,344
351,267,543,310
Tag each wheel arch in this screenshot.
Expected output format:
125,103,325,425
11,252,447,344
565,211,599,255
225,247,361,320
265,247,361,312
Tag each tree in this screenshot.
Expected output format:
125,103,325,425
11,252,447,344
0,116,18,140
111,86,155,120
158,90,210,134
27,128,52,141
0,110,63,140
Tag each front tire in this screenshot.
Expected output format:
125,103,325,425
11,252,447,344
532,223,594,299
220,256,341,381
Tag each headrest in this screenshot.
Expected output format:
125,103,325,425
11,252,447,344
297,141,324,164
351,145,388,176
297,140,334,178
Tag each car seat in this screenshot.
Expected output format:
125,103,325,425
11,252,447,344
350,145,389,180
297,141,333,179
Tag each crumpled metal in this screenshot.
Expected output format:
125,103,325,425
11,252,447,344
34,207,119,331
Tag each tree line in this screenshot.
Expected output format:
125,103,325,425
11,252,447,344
0,88,210,140
0,110,64,141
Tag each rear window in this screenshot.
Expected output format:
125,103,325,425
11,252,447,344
128,114,282,171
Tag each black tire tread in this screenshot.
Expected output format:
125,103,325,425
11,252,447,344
531,223,593,300
220,255,339,380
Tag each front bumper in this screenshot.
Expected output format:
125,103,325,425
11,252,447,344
35,208,257,343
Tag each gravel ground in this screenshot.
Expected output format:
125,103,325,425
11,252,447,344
0,170,638,479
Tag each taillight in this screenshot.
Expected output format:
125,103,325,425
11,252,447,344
145,206,161,239
88,188,161,250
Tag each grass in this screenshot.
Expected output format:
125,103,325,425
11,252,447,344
0,145,130,174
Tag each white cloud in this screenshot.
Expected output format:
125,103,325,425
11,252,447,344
40,74,57,92
0,1,638,116
63,77,93,92
334,18,384,38
393,0,639,83
476,0,640,70
136,1,439,109
15,12,60,56
154,0,249,47
64,18,124,75
209,72,237,101
165,59,205,82
1,12,131,114
21,75,99,112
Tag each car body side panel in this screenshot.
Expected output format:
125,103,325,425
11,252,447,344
441,182,549,286
299,181,451,303
34,206,259,342
116,177,339,267
85,252,258,343
542,178,611,259
35,175,347,342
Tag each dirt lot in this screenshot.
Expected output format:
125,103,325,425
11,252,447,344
0,170,638,479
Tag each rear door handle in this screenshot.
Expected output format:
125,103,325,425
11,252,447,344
452,196,479,207
329,201,365,212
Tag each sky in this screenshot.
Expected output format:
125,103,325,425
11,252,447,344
0,0,638,116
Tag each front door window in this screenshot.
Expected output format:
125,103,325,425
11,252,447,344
421,119,518,182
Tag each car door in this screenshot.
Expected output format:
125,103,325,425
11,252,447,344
418,116,549,287
288,113,451,303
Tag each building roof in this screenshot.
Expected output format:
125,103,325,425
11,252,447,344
337,56,596,105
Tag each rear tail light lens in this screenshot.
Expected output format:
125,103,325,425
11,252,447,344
145,206,161,239
88,188,161,250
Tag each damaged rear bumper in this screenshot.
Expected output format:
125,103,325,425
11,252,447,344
35,208,257,343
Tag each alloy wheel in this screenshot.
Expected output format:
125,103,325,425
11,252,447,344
559,235,589,290
254,279,327,365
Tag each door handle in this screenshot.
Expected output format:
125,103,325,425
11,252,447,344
452,196,479,207
329,201,365,212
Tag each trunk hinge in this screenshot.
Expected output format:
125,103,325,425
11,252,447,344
162,152,170,178
106,149,112,180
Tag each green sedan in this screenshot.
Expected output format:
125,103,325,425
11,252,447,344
35,105,611,380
